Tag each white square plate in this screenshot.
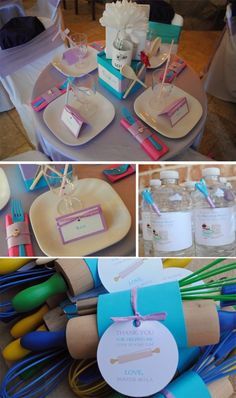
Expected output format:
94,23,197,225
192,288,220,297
29,178,132,256
134,86,203,139
52,47,98,77
43,91,115,146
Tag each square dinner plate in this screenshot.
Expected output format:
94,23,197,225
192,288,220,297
43,91,115,146
29,178,131,256
52,46,98,77
134,86,203,139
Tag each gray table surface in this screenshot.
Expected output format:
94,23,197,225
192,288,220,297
32,56,208,161
0,165,135,257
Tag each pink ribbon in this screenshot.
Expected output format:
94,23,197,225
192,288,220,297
111,287,167,326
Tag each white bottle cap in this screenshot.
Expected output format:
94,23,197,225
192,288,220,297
160,170,179,180
150,179,161,187
183,181,197,189
202,168,220,177
219,177,227,184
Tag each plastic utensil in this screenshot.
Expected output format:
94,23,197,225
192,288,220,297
12,273,68,313
21,330,67,351
11,199,26,257
121,64,147,88
10,304,49,338
142,189,161,216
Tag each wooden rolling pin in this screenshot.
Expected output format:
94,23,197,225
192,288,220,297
66,300,220,359
208,378,234,398
12,259,96,313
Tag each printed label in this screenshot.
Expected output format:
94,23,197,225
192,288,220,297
194,207,235,246
142,211,153,241
97,321,178,397
98,258,163,292
61,107,83,137
98,64,120,92
151,211,192,252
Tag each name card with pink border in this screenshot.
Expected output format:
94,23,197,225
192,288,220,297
158,97,189,127
61,105,87,137
56,205,107,244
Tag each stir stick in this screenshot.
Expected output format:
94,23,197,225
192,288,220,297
158,38,174,100
59,164,69,196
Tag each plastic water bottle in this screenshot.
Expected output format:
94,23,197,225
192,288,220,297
193,168,235,256
151,170,194,257
141,179,161,256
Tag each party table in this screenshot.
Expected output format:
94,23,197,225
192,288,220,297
32,54,208,161
0,164,136,257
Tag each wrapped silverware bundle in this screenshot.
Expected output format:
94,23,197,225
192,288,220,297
0,258,235,398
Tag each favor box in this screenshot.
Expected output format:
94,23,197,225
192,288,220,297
97,51,145,100
103,3,150,60
19,165,48,192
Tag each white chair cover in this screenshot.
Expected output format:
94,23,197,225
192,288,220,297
0,0,66,146
204,4,236,102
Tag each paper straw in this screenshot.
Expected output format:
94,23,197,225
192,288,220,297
158,39,174,100
59,165,69,196
65,80,70,105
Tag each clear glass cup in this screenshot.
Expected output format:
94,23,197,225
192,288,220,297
149,67,175,112
43,165,83,215
69,32,88,64
70,74,97,117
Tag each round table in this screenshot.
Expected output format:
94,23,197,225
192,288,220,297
32,56,208,161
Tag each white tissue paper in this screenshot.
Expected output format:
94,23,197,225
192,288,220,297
100,0,150,60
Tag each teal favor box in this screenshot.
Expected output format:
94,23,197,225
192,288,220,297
148,21,182,44
97,51,145,100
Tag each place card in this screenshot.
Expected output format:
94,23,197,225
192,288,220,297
61,105,87,137
56,205,107,244
158,97,189,127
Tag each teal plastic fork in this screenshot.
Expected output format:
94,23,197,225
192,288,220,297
11,199,26,257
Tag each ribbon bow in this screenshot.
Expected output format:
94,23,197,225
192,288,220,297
195,178,215,208
140,51,150,67
111,287,167,327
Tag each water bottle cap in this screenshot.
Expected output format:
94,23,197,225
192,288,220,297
160,170,179,180
150,179,161,187
219,177,227,184
183,181,197,188
202,168,220,177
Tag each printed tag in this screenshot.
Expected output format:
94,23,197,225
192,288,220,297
158,97,189,127
56,205,107,244
97,321,178,397
194,207,235,246
98,258,163,292
159,268,204,286
151,211,193,252
61,105,86,137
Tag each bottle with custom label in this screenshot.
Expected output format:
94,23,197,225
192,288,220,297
193,167,235,256
141,179,161,256
151,170,194,257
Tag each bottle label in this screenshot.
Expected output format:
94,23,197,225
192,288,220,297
142,211,152,241
194,207,235,246
151,211,192,252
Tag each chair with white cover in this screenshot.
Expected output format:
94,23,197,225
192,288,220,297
203,3,236,102
0,0,66,146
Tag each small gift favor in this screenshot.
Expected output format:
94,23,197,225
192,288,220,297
100,0,149,60
158,97,189,127
5,213,34,257
61,105,87,137
56,205,107,244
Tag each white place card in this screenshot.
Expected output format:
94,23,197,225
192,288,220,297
56,205,107,244
61,105,87,137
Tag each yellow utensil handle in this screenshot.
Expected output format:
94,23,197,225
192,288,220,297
0,259,33,275
2,325,47,362
163,259,192,268
11,304,49,338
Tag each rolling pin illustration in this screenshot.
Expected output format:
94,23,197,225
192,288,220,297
110,347,160,365
114,259,144,282
11,259,100,313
